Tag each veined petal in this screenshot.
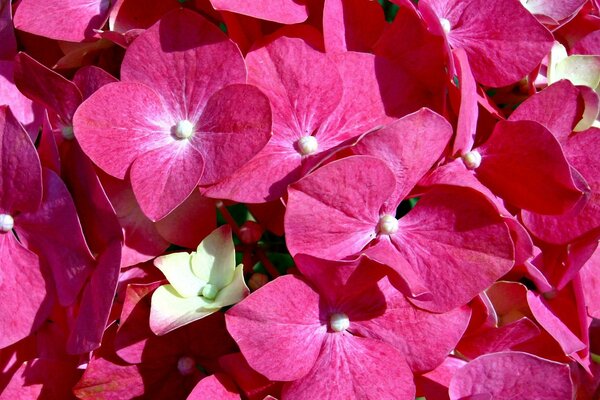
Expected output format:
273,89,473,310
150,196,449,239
191,225,235,289
154,252,204,298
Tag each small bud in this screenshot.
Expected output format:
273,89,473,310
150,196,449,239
239,221,264,244
177,356,196,375
296,135,318,156
248,272,269,291
201,284,218,300
461,150,482,170
0,214,14,232
173,120,194,139
378,214,399,235
61,125,75,140
329,313,350,332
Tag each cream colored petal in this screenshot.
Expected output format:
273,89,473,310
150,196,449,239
554,55,600,89
211,264,249,309
149,284,220,335
154,252,205,298
191,225,235,289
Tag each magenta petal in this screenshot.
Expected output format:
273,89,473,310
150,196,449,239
0,233,48,349
396,186,514,312
0,105,42,213
187,374,239,400
210,0,308,24
130,142,204,221
352,108,453,204
477,120,583,214
13,0,110,42
67,241,121,354
283,334,415,400
226,275,326,382
581,247,600,318
285,156,396,260
72,66,118,101
193,84,271,186
449,352,573,400
422,0,553,87
13,52,82,122
73,81,173,179
509,80,582,142
16,169,94,306
524,0,586,23
452,48,478,155
121,9,246,118
0,1,16,59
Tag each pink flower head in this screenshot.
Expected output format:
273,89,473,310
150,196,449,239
227,255,471,398
73,9,272,221
285,110,515,312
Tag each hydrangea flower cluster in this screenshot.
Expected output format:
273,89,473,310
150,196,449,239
1,0,599,398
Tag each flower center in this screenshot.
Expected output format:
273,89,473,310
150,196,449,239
461,150,482,170
174,120,194,140
329,313,350,332
61,125,75,140
296,135,318,156
177,356,196,375
201,284,218,300
378,214,399,235
439,18,451,34
0,214,14,232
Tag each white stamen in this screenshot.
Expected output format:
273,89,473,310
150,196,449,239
177,356,196,375
330,313,350,332
378,214,399,235
61,126,75,140
174,120,194,139
296,135,318,156
201,284,218,300
0,214,14,232
440,18,452,34
461,150,482,170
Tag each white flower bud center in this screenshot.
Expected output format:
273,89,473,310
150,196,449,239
61,126,75,140
201,283,218,300
461,150,482,170
330,313,350,332
0,214,14,232
297,135,318,156
440,18,451,34
378,214,399,235
174,120,194,139
177,356,196,375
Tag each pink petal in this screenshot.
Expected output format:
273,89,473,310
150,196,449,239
192,84,271,186
130,142,204,221
323,0,385,54
509,80,582,143
285,156,395,260
210,0,308,24
351,275,471,373
0,61,42,140
477,120,583,214
283,334,415,400
351,108,453,204
0,233,49,349
580,246,600,318
72,65,118,100
452,48,478,155
16,169,94,306
523,0,586,23
417,357,467,400
422,0,553,87
393,186,514,312
109,0,181,32
449,352,573,400
225,275,326,382
73,81,174,179
155,190,216,249
13,0,111,42
66,241,121,354
14,53,82,122
572,30,600,55
0,105,42,213
187,374,240,400
120,9,246,119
